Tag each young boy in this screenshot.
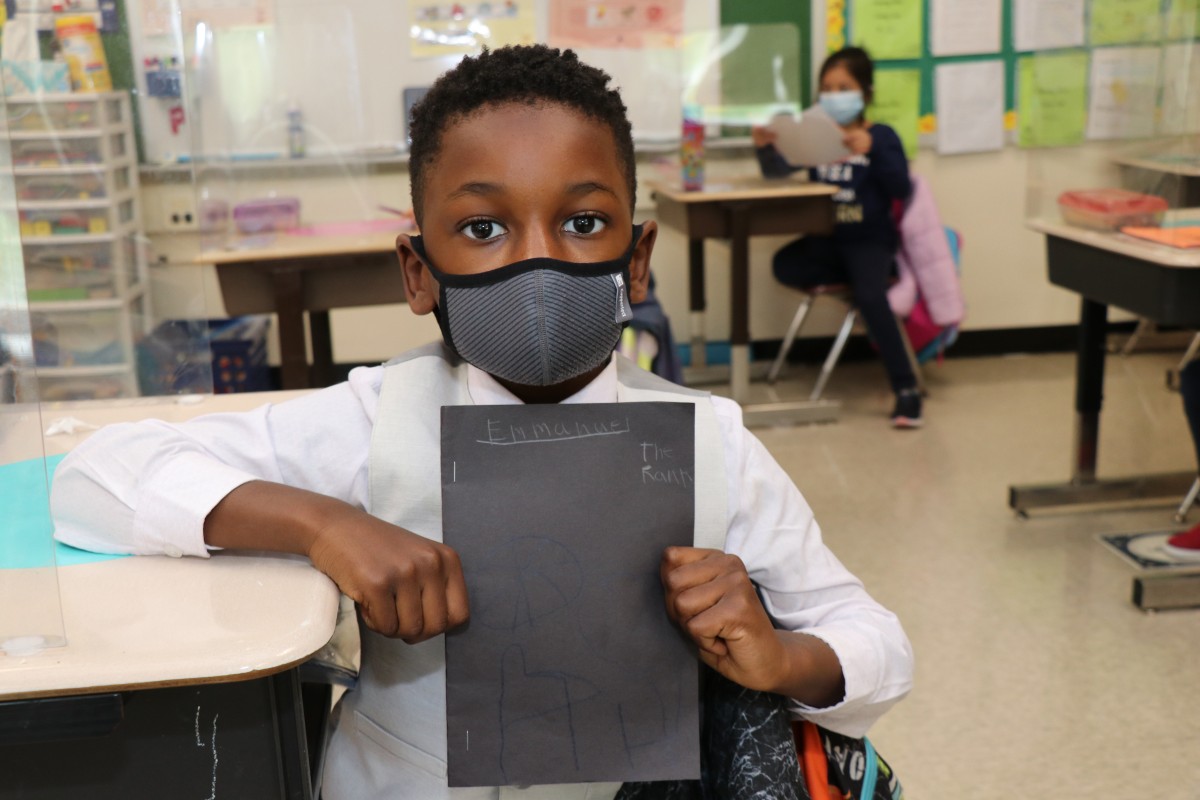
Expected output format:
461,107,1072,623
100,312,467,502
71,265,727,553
52,45,913,799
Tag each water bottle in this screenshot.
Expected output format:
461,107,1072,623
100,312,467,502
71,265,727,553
680,104,704,191
287,105,305,158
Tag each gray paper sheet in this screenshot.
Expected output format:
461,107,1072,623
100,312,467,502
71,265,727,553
441,402,699,788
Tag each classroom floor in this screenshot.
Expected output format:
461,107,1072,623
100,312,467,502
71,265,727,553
736,349,1200,798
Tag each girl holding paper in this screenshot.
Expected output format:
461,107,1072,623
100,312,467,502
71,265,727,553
753,47,920,428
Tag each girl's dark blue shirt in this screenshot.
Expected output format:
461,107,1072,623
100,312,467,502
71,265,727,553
756,123,912,248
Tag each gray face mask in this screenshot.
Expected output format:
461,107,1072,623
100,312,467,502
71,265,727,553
409,226,642,387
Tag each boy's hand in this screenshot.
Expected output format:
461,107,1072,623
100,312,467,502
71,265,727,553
660,546,789,692
843,128,872,155
307,510,469,643
750,125,778,149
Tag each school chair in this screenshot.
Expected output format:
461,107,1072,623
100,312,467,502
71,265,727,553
766,227,963,399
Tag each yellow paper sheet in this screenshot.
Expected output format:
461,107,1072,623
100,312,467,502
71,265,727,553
852,0,923,60
1018,52,1088,147
1090,0,1163,45
870,69,921,158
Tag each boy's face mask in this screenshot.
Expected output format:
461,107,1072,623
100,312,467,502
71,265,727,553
818,90,865,126
408,225,642,387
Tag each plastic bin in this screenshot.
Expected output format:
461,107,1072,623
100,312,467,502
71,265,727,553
233,198,300,234
138,316,271,395
1058,189,1169,231
30,309,124,367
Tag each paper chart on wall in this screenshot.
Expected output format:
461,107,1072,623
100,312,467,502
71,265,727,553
1161,43,1200,135
1017,52,1088,147
1086,46,1161,140
1165,0,1200,41
408,1,537,59
930,0,1001,56
852,0,923,60
1089,0,1163,46
935,61,1005,155
1012,0,1084,52
549,0,685,49
871,69,921,157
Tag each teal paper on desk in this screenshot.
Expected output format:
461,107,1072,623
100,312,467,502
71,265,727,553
0,454,127,569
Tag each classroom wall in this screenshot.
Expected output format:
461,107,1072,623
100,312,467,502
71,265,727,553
140,0,1130,367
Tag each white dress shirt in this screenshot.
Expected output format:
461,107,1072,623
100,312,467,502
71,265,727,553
51,358,913,738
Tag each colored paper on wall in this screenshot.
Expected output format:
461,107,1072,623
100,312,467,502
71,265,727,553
1017,52,1089,148
871,69,921,157
1013,0,1085,51
852,0,923,60
1161,43,1200,134
548,0,685,49
930,0,1001,56
409,1,537,59
1086,46,1160,140
935,60,1005,155
1165,0,1200,40
1089,0,1162,45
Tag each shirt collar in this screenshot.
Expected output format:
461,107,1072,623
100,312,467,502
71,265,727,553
465,357,618,406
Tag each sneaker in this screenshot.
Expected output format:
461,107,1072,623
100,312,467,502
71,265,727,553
1163,522,1200,561
891,389,923,429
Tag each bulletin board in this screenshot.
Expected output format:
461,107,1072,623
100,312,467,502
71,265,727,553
829,0,1200,156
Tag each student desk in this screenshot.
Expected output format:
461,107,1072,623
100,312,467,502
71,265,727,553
199,230,409,391
650,177,838,426
0,392,341,798
1012,220,1200,609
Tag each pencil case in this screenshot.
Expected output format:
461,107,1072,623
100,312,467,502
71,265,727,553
233,197,300,234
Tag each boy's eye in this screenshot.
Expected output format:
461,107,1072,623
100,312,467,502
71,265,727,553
563,214,606,236
462,220,507,241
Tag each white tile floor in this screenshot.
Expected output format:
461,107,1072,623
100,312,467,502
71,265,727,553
741,350,1200,799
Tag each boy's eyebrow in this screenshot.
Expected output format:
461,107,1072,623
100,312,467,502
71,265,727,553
446,181,503,200
445,180,621,201
566,181,620,200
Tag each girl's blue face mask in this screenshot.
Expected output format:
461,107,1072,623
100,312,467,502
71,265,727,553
818,90,865,126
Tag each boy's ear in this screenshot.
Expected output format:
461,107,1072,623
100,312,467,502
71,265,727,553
627,221,657,305
396,233,438,315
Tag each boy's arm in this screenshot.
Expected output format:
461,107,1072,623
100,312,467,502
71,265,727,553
205,481,468,642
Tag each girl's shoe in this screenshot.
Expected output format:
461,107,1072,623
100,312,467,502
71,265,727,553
891,389,923,429
1163,522,1200,561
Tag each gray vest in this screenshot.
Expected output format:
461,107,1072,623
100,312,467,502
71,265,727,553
322,343,728,800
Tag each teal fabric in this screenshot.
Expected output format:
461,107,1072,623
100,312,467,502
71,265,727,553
0,453,127,569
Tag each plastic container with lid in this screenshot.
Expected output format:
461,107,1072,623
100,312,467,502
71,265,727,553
1057,189,1169,231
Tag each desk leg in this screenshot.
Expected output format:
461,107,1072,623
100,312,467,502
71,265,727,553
271,268,311,390
728,207,751,405
688,238,707,370
309,310,335,388
1009,297,1194,514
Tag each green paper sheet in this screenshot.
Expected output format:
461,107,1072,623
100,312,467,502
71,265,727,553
871,69,921,157
1165,0,1200,40
852,0,923,60
1090,0,1163,45
1018,52,1089,148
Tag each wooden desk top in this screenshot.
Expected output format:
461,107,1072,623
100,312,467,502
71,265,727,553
649,176,838,204
198,228,409,266
1112,154,1200,178
0,391,340,700
1028,217,1200,269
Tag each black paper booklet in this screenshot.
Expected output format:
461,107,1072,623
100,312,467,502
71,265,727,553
441,402,699,788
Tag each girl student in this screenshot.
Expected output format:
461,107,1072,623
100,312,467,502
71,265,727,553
754,47,921,428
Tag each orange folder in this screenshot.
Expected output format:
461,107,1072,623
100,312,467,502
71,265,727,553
1121,226,1200,248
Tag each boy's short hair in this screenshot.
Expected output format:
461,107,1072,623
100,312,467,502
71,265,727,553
408,44,637,222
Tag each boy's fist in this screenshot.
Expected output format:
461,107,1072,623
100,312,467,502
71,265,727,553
307,511,470,643
660,546,789,693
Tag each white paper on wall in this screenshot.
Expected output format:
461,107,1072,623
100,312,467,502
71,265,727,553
1087,46,1161,140
935,60,1006,155
931,0,1002,56
1161,43,1200,136
1013,0,1085,52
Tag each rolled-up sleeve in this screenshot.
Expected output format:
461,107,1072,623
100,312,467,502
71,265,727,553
51,366,383,558
716,401,914,738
